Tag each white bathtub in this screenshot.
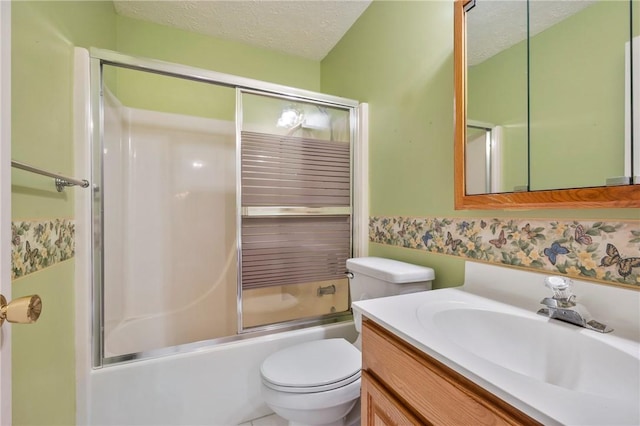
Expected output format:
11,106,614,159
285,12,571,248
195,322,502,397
74,47,361,426
88,322,357,425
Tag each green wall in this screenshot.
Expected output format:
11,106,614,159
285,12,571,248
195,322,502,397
11,2,116,424
111,15,320,121
321,0,640,290
529,0,634,190
10,0,640,424
106,65,237,121
11,3,320,425
12,1,116,219
11,262,77,425
116,15,320,93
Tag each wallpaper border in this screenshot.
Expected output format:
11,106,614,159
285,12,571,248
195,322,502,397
370,216,640,287
11,219,75,280
11,216,639,287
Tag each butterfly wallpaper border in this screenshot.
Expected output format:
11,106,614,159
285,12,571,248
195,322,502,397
11,216,640,287
11,219,75,279
369,216,640,287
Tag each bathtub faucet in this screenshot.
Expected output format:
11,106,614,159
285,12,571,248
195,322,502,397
536,276,613,333
317,284,336,297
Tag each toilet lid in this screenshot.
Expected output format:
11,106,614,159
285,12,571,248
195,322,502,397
261,338,361,392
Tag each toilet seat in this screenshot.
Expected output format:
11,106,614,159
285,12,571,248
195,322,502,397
261,338,361,394
263,370,361,393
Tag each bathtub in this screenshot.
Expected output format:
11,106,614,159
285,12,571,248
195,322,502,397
74,47,361,425
88,322,356,425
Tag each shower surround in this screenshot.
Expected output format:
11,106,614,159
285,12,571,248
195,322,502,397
73,48,360,425
101,89,238,357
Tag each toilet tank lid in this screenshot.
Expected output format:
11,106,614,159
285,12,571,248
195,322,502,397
346,257,435,284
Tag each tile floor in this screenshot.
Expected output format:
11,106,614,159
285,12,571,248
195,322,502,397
239,413,287,426
240,399,360,426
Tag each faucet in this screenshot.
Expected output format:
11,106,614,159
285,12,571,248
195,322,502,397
536,276,613,333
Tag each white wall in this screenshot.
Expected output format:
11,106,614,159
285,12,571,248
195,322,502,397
463,262,640,341
102,95,238,356
465,129,488,195
102,90,126,332
624,36,639,183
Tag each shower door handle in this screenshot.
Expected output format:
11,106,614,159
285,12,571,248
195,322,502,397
0,294,42,326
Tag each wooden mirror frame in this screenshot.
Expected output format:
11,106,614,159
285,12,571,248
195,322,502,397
454,0,640,210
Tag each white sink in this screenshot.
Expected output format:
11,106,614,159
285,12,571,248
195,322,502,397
353,287,640,425
418,302,639,402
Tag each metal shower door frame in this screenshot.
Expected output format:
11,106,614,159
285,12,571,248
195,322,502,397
88,48,360,367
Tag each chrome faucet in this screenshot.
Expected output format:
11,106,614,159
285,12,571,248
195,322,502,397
536,276,613,333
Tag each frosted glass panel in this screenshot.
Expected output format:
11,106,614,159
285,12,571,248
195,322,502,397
239,91,352,329
100,65,237,358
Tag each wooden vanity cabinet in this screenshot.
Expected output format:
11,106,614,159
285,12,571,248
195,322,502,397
361,369,423,425
361,318,541,426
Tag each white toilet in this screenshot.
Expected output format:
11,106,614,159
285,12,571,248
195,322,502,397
260,257,435,426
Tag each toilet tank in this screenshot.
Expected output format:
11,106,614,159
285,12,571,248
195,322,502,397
346,257,435,339
346,257,435,303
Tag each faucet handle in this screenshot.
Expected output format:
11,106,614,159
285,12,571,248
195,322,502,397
544,276,574,300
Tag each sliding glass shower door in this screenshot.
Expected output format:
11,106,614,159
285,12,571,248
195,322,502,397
91,50,359,366
238,91,353,330
97,64,238,362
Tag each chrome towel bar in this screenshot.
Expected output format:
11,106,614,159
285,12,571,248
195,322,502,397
11,160,90,192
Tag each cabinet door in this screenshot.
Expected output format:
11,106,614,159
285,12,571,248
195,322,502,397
362,319,539,426
361,371,423,426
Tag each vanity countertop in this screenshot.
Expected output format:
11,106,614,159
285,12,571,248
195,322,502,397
352,264,640,426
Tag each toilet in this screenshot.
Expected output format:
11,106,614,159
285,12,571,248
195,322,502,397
260,257,435,426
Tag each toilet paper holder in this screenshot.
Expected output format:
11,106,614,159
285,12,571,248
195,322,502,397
0,294,42,326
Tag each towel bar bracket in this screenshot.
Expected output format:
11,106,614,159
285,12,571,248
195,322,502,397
11,160,90,192
55,178,90,192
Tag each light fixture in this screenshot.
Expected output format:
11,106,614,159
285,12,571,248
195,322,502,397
277,104,304,129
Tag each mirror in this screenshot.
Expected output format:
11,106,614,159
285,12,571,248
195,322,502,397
529,0,629,191
455,0,640,208
466,1,528,195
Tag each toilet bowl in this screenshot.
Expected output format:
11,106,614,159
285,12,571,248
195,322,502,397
260,257,435,426
261,339,361,426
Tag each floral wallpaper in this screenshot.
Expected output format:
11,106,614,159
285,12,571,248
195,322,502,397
11,219,75,279
370,216,640,287
11,215,640,287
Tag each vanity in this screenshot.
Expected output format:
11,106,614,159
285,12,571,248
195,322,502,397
352,262,640,425
361,320,538,425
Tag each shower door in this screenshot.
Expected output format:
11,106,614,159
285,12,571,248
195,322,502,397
95,63,238,363
91,50,360,366
238,91,354,331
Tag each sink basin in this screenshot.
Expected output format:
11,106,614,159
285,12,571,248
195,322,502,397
417,304,639,402
352,286,640,425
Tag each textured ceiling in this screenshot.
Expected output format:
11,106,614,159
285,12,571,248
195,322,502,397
467,0,597,66
113,0,372,61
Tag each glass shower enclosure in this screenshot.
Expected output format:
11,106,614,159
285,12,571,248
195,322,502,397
90,49,359,366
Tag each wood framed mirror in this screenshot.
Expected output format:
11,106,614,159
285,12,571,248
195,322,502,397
454,0,640,209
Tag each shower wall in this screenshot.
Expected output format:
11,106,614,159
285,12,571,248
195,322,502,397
102,90,237,357
75,49,362,424
242,279,349,328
